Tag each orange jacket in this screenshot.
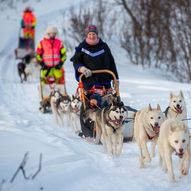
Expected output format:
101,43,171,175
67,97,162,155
36,38,66,67
22,11,36,28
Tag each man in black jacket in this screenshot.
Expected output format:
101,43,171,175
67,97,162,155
71,25,119,139
71,25,119,90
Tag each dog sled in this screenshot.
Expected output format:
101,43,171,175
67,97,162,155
38,68,67,113
78,69,137,142
15,27,35,60
15,26,39,83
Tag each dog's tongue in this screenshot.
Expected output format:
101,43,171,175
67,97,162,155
175,107,182,114
154,127,160,134
175,152,184,158
114,117,122,125
178,153,184,158
75,108,80,113
152,125,160,134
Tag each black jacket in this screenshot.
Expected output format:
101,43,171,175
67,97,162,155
71,39,119,89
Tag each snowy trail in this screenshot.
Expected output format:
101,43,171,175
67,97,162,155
0,3,122,190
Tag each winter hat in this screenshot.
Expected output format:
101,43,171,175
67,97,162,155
24,5,33,12
46,26,58,35
85,25,98,36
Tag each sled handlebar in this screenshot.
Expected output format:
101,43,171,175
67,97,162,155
79,70,120,109
79,69,119,96
79,69,117,80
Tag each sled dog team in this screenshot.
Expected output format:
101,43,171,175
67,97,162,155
50,91,81,133
50,89,190,182
134,90,190,182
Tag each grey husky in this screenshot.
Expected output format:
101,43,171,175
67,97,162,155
50,89,71,126
69,95,82,133
87,101,127,156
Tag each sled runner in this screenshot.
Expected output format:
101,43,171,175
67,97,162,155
38,68,67,113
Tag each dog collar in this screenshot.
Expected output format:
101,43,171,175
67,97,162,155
146,132,157,140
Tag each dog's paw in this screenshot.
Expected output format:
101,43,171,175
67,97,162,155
169,174,176,182
162,167,167,173
181,168,188,176
75,130,80,134
139,158,145,168
170,177,177,183
144,157,151,163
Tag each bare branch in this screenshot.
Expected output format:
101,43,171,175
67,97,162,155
10,152,29,183
32,153,43,180
10,152,42,183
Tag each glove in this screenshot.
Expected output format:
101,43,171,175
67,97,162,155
41,64,48,70
78,66,92,78
38,62,48,70
55,62,63,69
112,79,119,88
39,62,44,67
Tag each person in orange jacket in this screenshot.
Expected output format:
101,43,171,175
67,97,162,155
36,26,67,85
21,6,36,40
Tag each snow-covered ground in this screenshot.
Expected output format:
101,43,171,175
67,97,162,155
1,1,191,191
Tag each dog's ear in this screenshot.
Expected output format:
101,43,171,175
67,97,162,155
180,90,184,98
157,104,161,111
180,122,187,132
148,104,152,111
108,101,114,108
169,125,176,134
170,92,173,99
77,94,80,100
72,95,75,100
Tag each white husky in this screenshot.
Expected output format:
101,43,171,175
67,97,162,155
69,95,82,133
158,118,190,182
134,104,166,168
50,90,71,126
165,90,187,120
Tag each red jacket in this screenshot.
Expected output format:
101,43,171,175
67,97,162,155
22,11,36,28
36,38,66,67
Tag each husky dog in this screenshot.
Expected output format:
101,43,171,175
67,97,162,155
58,94,71,126
158,118,190,182
17,61,27,83
17,55,33,83
134,104,166,168
69,95,82,133
50,89,70,126
165,90,187,120
89,101,127,156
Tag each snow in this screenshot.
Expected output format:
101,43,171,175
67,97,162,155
1,0,191,190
